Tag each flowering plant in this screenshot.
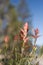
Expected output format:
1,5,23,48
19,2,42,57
0,22,40,65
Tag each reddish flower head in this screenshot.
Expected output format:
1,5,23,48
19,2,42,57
31,28,40,39
4,35,9,43
34,28,39,35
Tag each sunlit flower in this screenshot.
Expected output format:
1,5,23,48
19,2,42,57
20,22,29,40
20,22,29,49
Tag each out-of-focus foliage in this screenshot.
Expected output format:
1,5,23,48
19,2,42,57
40,46,43,56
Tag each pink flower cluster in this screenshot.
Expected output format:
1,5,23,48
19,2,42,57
20,22,29,44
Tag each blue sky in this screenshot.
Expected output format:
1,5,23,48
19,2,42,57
28,0,43,46
10,0,43,46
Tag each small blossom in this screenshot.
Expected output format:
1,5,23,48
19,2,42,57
32,28,40,39
20,22,29,40
20,22,29,48
4,35,9,43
